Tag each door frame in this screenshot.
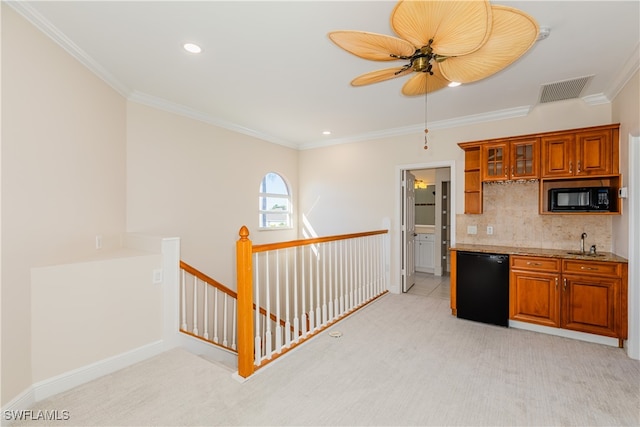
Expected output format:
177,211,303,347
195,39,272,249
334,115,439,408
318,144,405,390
395,160,457,293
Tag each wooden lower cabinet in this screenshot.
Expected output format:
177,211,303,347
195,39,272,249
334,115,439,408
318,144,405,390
510,255,627,346
510,256,561,327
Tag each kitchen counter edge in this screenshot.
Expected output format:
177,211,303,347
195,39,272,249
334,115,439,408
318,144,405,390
449,244,628,263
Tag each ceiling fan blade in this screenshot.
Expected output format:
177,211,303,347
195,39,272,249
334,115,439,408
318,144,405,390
351,67,414,86
328,31,415,61
401,63,450,96
439,5,538,84
391,0,492,56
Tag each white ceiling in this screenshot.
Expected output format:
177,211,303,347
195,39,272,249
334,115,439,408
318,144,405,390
10,1,640,150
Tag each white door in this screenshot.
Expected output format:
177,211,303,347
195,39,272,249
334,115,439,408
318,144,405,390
402,171,416,292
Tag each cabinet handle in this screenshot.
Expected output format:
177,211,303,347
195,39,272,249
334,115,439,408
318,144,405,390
577,160,581,173
563,277,567,291
555,277,558,289
569,161,573,174
511,165,514,176
526,262,542,266
580,266,598,271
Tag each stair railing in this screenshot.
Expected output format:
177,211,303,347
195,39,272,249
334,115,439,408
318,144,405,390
179,261,238,353
236,225,389,378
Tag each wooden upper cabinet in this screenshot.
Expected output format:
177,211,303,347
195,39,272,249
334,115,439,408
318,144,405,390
459,124,619,215
541,134,575,177
575,129,614,176
510,137,539,179
541,125,618,178
482,138,539,181
481,141,509,181
460,144,482,214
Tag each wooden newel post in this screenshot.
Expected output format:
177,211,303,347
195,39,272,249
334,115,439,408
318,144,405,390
236,225,254,378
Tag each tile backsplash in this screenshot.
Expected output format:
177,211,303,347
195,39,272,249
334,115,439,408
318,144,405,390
456,181,612,252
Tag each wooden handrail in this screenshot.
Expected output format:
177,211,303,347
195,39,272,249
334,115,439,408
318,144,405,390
252,229,388,253
180,260,237,299
179,261,285,326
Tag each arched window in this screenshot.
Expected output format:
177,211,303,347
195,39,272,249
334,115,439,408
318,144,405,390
259,172,291,229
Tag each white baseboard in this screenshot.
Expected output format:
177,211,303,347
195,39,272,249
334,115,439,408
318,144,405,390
2,340,165,418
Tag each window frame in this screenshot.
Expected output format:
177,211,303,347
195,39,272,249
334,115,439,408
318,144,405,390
258,172,293,231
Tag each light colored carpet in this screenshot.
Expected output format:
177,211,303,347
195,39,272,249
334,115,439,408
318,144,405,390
14,283,640,426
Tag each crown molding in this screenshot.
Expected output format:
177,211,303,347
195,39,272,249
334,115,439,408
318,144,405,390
604,42,640,102
299,105,532,150
7,1,132,98
128,92,298,150
582,93,610,106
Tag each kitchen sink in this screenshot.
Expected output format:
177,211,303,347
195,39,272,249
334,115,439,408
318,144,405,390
566,251,605,257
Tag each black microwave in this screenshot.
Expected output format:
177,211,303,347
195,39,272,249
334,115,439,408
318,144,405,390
549,187,611,212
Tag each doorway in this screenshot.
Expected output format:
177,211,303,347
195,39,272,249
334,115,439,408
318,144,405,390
398,162,456,295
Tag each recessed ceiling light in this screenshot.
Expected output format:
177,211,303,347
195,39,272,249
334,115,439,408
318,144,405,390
322,130,331,135
183,43,202,54
448,81,461,87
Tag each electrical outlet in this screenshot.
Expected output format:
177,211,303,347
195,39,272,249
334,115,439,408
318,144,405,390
467,225,477,235
487,226,494,235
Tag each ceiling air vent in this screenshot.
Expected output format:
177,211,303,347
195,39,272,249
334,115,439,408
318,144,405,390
538,76,593,104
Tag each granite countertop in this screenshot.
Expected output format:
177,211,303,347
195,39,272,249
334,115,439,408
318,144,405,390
450,244,628,263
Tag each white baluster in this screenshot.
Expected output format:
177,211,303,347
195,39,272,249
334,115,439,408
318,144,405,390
315,244,321,328
285,248,291,347
213,290,219,343
321,243,328,325
275,250,282,353
301,245,307,336
231,299,237,350
293,247,300,341
264,252,272,358
223,293,228,347
192,276,198,335
203,283,209,340
349,239,357,311
329,241,335,320
254,253,261,364
308,245,314,331
181,269,187,330
340,240,345,315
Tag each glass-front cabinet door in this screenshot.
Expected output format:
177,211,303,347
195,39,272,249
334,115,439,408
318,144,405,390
482,138,539,181
481,141,509,181
510,137,539,179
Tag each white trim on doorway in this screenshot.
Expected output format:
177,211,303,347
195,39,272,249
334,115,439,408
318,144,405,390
627,134,640,360
394,160,456,295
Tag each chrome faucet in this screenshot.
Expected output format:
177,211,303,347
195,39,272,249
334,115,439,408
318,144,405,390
580,232,587,254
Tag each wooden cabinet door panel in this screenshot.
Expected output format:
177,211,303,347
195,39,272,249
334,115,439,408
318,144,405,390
510,270,560,327
575,130,612,176
562,275,618,337
541,134,575,177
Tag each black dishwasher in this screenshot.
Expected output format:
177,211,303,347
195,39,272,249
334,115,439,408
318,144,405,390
456,251,509,327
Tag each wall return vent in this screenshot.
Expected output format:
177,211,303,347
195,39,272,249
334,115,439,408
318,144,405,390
538,75,593,104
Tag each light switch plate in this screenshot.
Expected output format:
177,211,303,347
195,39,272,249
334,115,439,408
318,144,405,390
152,269,163,284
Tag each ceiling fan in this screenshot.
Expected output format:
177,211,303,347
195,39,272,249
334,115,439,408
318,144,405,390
328,0,539,96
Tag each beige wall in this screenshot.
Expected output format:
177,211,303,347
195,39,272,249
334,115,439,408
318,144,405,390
125,102,299,287
2,6,127,406
31,253,163,382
